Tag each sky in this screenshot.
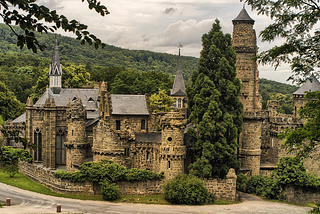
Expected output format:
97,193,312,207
36,0,293,84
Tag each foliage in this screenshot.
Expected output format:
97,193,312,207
236,173,248,192
187,19,243,179
246,175,281,200
259,78,297,113
0,125,35,150
150,89,175,112
100,180,120,201
63,64,91,88
54,160,164,183
242,0,320,83
163,174,213,205
309,202,320,214
0,82,24,121
279,91,320,159
0,0,108,52
0,146,32,177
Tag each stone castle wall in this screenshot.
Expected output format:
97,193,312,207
18,162,237,201
284,186,320,205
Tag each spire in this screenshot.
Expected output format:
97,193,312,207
171,46,186,96
232,7,255,24
49,35,62,89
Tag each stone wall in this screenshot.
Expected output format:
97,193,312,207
18,161,95,195
284,186,320,205
18,162,238,201
203,168,237,201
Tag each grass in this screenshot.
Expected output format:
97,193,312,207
0,168,240,205
0,202,5,208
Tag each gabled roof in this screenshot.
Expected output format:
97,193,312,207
12,112,26,123
232,8,255,23
34,88,99,111
293,74,320,95
111,94,149,115
171,49,186,96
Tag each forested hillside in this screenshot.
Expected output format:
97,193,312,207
0,24,197,81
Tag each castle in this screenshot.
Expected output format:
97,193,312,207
4,8,320,178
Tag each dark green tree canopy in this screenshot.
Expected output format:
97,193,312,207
187,20,243,179
0,0,109,52
242,0,320,82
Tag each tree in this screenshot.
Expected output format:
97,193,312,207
242,0,320,83
280,91,320,159
149,89,175,112
0,82,24,121
63,64,90,88
186,20,243,179
0,0,109,52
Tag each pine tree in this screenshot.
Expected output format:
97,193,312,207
187,20,243,179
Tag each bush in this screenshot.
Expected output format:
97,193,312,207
101,180,120,201
0,146,32,166
164,174,213,205
236,173,248,192
246,175,280,200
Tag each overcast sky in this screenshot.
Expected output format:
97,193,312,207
37,0,293,84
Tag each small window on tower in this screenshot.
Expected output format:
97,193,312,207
72,97,77,102
88,97,94,102
116,120,121,130
178,98,182,108
141,119,146,130
168,161,171,169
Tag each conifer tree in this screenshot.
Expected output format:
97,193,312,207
187,20,243,179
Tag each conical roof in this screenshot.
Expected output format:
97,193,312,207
293,74,320,95
49,35,62,76
171,48,186,96
232,8,255,23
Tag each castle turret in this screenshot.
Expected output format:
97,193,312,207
49,36,62,90
232,7,262,111
233,7,263,176
171,48,187,109
160,111,187,180
65,98,90,171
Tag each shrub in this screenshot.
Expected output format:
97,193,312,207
236,173,248,192
0,146,32,166
164,174,213,205
246,175,280,200
3,164,19,178
101,180,120,201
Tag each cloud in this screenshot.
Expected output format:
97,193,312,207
37,0,64,10
163,7,177,15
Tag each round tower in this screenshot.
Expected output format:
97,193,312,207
160,111,187,180
232,8,262,111
65,98,90,171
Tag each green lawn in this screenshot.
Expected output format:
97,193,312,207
0,168,240,205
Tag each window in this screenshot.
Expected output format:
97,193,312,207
55,129,66,165
116,120,121,130
88,97,94,102
178,98,182,108
168,161,171,169
141,119,145,130
34,128,42,162
147,152,150,161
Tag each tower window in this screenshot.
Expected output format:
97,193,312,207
116,120,121,130
178,98,182,108
168,161,171,169
147,152,150,161
34,128,42,162
167,137,172,141
141,119,146,130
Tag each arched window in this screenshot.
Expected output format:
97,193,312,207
178,98,182,108
34,128,42,162
141,119,145,130
55,129,66,165
147,151,150,161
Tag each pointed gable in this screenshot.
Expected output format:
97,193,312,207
171,48,186,96
232,8,255,24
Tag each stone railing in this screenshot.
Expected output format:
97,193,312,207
284,186,320,205
18,162,237,201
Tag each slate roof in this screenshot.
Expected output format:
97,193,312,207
293,74,320,95
111,94,149,115
34,88,99,111
171,49,186,96
135,133,162,143
232,8,255,23
12,112,26,123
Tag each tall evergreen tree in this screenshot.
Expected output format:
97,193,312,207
187,20,243,179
